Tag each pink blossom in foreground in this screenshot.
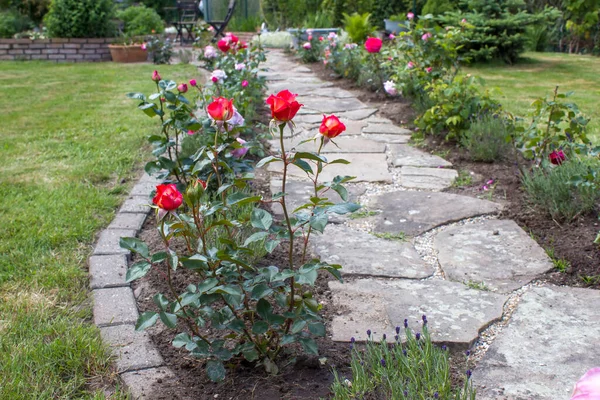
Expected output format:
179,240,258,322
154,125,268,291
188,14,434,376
303,42,311,50
572,368,600,399
407,12,414,20
189,79,197,87
231,138,248,158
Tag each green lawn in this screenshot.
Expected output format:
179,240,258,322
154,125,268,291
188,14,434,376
0,61,197,399
465,52,600,143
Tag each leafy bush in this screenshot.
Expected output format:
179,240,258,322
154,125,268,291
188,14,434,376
118,5,164,36
438,0,539,64
303,11,334,28
331,320,476,399
461,113,514,161
228,15,263,32
370,0,426,28
0,0,49,24
0,9,33,38
343,12,374,43
422,0,455,15
522,158,600,221
44,0,115,38
296,30,325,63
123,0,172,18
146,35,173,64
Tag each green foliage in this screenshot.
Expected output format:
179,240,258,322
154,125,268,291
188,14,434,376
524,7,562,51
513,87,590,166
343,12,374,43
0,0,49,24
522,158,600,221
146,35,173,64
44,0,115,38
417,74,501,140
124,0,172,18
461,113,514,161
563,0,600,54
0,9,33,38
228,15,263,32
297,32,324,63
438,0,540,64
303,11,335,28
422,0,456,15
452,169,474,186
117,5,164,36
371,0,426,28
330,323,476,399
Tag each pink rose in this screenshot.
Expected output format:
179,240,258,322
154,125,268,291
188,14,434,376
189,79,197,87
407,61,415,69
242,80,248,88
572,368,600,399
177,83,188,93
422,32,432,41
407,12,414,20
426,67,433,73
151,70,161,82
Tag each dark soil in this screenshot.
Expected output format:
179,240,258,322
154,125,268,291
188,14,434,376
305,56,599,290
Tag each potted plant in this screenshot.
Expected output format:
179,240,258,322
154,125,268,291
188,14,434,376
109,34,148,63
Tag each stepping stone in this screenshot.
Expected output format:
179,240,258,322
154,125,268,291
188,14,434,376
343,120,369,135
473,286,600,400
267,153,393,183
365,134,411,144
336,108,378,120
365,191,502,236
292,66,312,73
363,123,412,135
312,224,433,279
269,179,366,219
301,97,370,114
399,166,458,190
269,136,386,154
329,278,507,347
267,81,335,95
434,220,553,293
390,144,452,168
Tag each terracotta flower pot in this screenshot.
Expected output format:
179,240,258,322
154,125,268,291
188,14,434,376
108,44,148,63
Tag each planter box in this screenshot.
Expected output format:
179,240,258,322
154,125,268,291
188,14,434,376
108,44,148,63
384,20,409,34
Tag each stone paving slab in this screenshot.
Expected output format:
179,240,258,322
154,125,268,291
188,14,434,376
390,144,452,168
335,108,379,120
108,212,148,231
119,195,152,214
435,220,553,293
89,254,129,289
93,287,138,327
269,179,366,219
399,166,458,190
365,191,502,236
93,229,138,256
121,367,176,399
312,224,433,279
329,278,507,347
267,81,335,95
365,134,412,144
473,286,600,399
101,324,163,372
301,96,370,113
267,153,393,183
268,136,386,154
363,123,413,135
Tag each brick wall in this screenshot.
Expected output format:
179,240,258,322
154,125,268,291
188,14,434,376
0,38,113,62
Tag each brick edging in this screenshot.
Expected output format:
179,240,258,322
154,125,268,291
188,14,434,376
89,172,175,398
0,38,113,62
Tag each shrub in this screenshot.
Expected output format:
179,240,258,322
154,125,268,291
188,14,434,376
0,9,33,38
438,0,539,64
146,35,173,64
0,0,49,24
461,113,514,162
422,0,455,15
343,12,374,43
522,158,600,221
44,0,115,38
330,320,476,399
124,0,172,18
118,5,164,36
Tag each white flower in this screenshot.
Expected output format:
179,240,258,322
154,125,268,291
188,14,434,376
344,379,352,388
210,69,227,83
384,80,398,96
235,63,246,71
204,45,217,58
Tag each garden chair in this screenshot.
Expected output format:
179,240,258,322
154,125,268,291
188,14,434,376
205,0,237,41
168,0,200,46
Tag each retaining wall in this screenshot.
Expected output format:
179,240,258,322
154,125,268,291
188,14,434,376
0,38,113,62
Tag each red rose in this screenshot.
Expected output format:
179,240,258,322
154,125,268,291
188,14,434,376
196,179,207,190
549,149,566,165
319,114,346,138
227,33,239,44
265,90,303,122
239,40,248,49
207,97,234,121
217,39,230,52
153,184,182,211
365,37,382,53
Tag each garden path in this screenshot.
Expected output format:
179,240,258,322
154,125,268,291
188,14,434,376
261,50,600,399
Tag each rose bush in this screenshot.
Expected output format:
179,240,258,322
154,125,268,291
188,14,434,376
123,71,360,382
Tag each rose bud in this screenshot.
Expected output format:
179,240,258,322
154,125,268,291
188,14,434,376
177,83,188,93
549,149,566,165
153,184,183,211
152,70,161,82
319,114,346,139
189,79,197,87
265,89,303,122
212,76,218,83
242,80,248,88
207,97,234,121
217,39,230,52
364,37,382,53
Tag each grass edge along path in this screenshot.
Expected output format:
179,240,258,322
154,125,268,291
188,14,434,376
465,52,600,144
0,61,197,399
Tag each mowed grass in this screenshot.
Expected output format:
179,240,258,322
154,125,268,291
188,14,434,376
0,61,197,399
465,52,600,143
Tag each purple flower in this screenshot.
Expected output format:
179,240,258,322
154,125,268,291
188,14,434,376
415,332,421,341
434,392,439,399
465,350,471,356
403,350,407,356
350,337,355,344
396,326,401,334
394,335,399,341
466,369,472,378
404,319,408,328
367,329,372,337
382,334,387,341
422,315,428,325
380,358,386,367
441,345,447,351
230,138,248,159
